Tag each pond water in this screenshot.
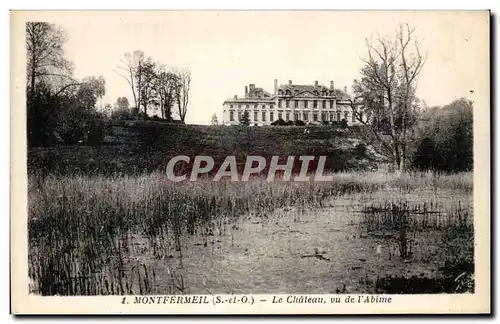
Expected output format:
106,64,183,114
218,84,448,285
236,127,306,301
28,188,473,295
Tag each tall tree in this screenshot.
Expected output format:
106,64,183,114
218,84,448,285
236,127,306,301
115,97,130,110
116,50,145,110
135,58,157,116
26,22,74,99
348,23,426,173
176,69,191,122
154,64,178,120
76,76,106,111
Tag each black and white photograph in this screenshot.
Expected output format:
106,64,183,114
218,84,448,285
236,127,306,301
10,10,490,314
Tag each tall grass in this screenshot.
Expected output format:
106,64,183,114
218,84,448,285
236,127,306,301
28,171,473,295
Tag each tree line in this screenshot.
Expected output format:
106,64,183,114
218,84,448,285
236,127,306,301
115,51,190,122
26,22,107,146
26,22,192,147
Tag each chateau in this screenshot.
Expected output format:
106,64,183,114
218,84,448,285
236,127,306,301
222,79,365,126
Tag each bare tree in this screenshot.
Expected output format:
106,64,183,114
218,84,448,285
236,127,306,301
176,69,191,122
26,22,75,99
348,23,426,173
116,50,145,110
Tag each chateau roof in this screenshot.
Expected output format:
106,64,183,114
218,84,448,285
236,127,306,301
223,81,354,104
278,84,352,100
278,84,330,93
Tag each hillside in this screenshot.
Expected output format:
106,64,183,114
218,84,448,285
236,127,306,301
28,121,375,176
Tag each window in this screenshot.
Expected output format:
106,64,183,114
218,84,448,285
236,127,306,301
230,111,234,121
270,104,274,109
330,100,334,109
262,104,266,109
286,100,290,108
329,113,334,121
262,111,266,122
254,111,258,121
286,112,290,121
238,104,241,109
352,112,356,123
313,100,317,108
323,101,326,109
294,100,298,108
303,113,309,121
322,113,327,121
337,111,341,121
286,90,291,96
278,90,283,95
270,112,274,121
344,111,349,121
230,104,233,108
238,111,242,121
278,100,282,108
304,100,308,108
294,113,299,121
278,112,282,120
313,113,318,121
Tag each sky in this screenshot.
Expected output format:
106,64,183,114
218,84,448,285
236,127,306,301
16,11,490,124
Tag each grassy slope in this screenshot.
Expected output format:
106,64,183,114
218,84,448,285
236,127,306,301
28,122,373,176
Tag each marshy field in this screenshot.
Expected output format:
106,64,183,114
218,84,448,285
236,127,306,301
27,124,474,295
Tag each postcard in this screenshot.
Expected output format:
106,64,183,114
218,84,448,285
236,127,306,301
10,10,490,314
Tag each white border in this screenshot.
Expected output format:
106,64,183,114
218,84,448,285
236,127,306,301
4,2,498,323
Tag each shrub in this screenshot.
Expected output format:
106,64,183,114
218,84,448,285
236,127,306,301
240,111,251,126
27,84,107,146
110,108,132,120
353,143,367,158
271,118,287,126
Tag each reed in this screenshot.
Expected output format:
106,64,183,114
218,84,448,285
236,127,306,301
28,170,473,295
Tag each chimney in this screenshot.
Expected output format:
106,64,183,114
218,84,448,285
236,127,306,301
245,86,248,96
288,80,292,86
274,79,278,95
234,95,237,99
249,84,255,92
314,80,318,87
330,81,334,90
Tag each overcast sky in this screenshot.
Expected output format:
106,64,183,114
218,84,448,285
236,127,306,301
17,11,489,124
